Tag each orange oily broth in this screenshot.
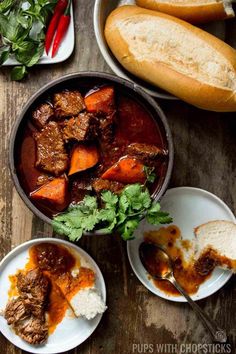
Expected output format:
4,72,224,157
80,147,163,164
144,226,212,296
8,274,19,298
8,243,95,334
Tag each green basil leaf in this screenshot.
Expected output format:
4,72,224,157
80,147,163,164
15,40,43,67
25,42,44,66
0,45,10,65
0,0,16,14
0,13,8,35
11,65,27,81
17,13,31,29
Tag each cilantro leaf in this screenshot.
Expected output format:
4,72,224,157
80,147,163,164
101,190,118,208
119,194,129,213
147,210,173,225
118,219,139,241
144,166,157,184
52,183,172,241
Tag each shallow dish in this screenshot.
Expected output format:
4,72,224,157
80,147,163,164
3,4,74,65
9,71,173,225
0,238,106,354
94,0,236,99
127,187,236,302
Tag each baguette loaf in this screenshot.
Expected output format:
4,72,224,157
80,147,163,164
194,220,236,273
136,0,235,23
105,5,236,111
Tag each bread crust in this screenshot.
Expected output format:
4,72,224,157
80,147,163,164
136,0,234,23
105,5,236,112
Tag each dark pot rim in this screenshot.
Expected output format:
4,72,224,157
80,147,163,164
9,71,174,227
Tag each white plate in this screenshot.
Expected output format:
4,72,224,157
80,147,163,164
94,0,236,99
3,4,74,66
127,187,236,302
0,238,106,353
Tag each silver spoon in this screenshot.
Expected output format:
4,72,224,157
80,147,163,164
139,242,227,343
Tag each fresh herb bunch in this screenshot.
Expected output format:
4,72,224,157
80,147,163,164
0,0,56,80
53,183,172,241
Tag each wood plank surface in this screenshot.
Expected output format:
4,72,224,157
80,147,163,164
0,1,235,353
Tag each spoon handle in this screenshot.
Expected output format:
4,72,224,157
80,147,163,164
168,276,227,343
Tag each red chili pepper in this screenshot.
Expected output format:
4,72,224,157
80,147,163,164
45,0,68,55
51,0,71,58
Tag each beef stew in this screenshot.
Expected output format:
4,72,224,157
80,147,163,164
13,75,171,221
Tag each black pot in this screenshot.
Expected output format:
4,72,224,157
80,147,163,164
9,71,174,225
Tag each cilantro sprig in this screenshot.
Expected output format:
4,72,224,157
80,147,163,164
52,184,172,242
0,0,57,80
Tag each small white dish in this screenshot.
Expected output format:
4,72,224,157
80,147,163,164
127,187,235,302
3,4,74,66
0,238,106,354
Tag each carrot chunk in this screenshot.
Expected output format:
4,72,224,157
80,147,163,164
85,86,115,115
30,177,68,207
101,157,145,184
68,144,99,176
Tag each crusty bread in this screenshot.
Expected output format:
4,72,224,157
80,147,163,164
195,220,236,272
136,0,235,23
105,5,236,112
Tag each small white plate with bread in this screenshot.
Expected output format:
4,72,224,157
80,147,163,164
127,187,236,302
0,239,107,354
94,0,236,111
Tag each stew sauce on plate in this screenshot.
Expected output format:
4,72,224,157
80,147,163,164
144,226,213,295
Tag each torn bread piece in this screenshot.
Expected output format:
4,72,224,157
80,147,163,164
194,220,236,275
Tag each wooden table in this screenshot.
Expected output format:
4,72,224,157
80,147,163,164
0,1,235,353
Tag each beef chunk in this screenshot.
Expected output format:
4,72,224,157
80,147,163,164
5,298,30,325
126,143,168,164
4,269,49,345
92,178,124,194
32,103,54,129
71,176,93,203
15,316,48,345
35,121,68,176
195,249,217,276
63,113,97,142
98,112,116,145
17,268,49,304
54,91,86,118
85,87,116,144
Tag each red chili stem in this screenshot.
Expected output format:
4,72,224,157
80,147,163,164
51,0,72,58
45,0,68,55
